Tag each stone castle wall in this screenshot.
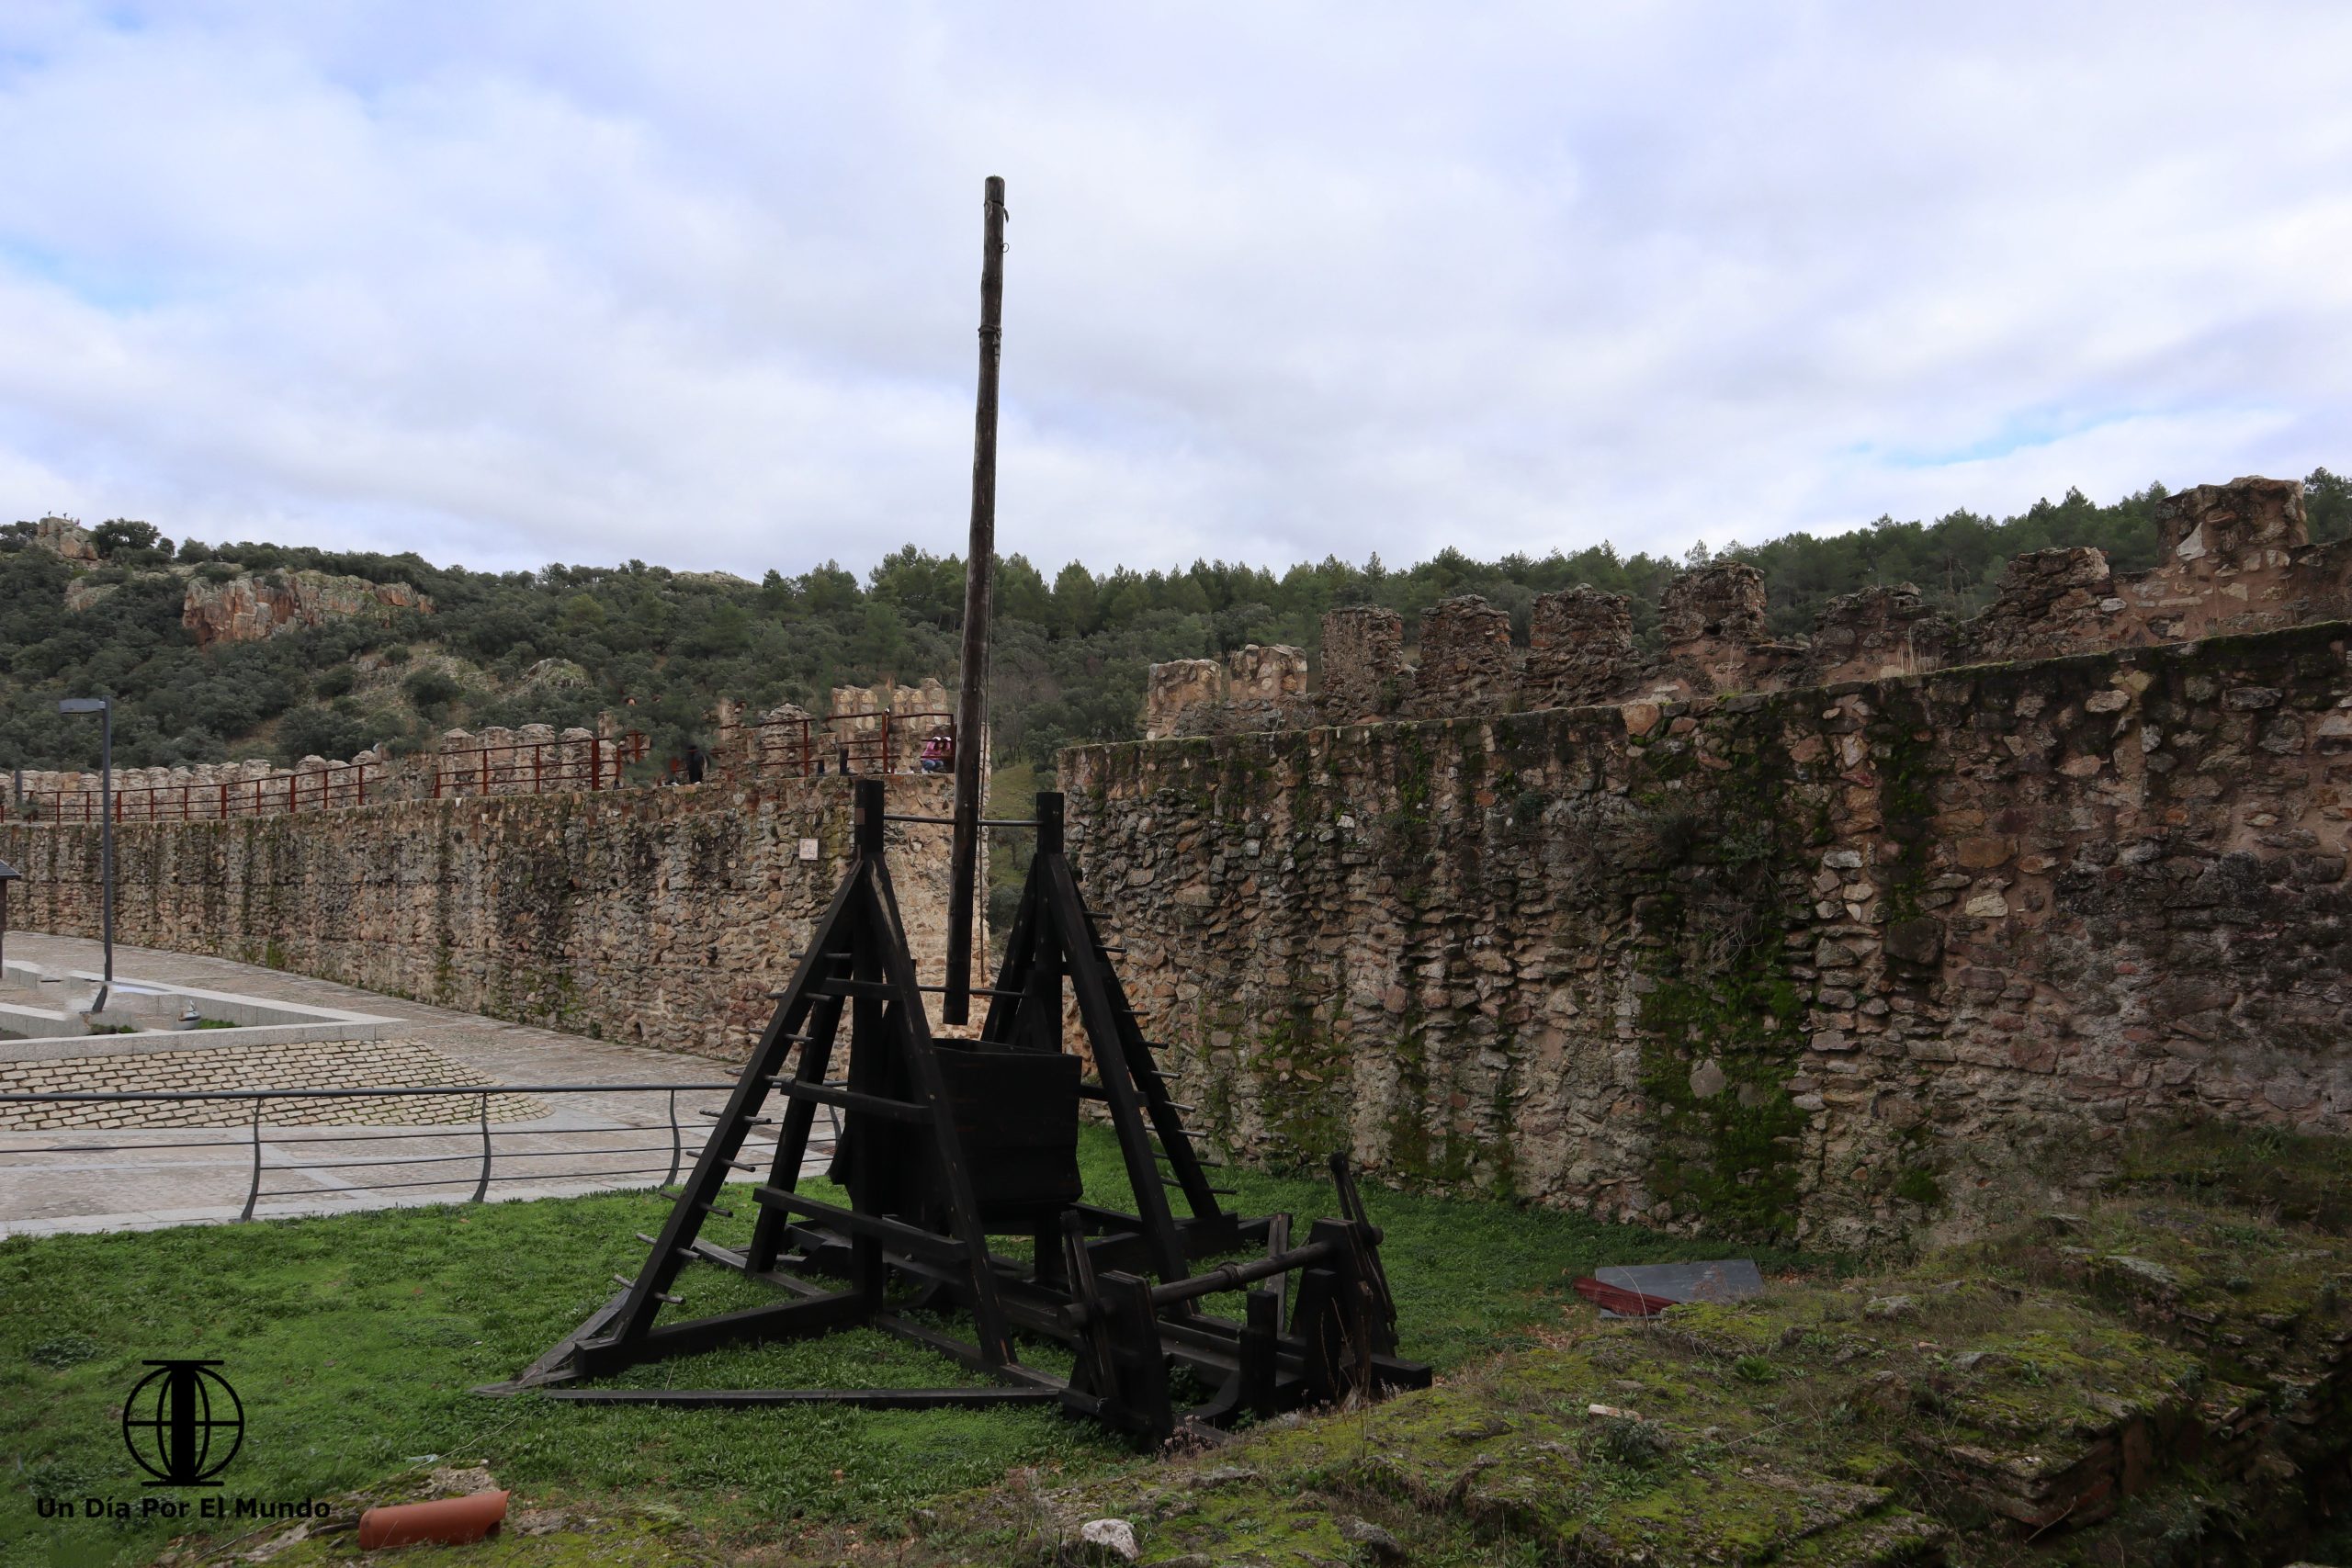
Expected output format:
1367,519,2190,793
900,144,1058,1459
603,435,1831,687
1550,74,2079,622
8,724,628,823
1066,617,2352,1248
5,671,956,822
0,774,966,1061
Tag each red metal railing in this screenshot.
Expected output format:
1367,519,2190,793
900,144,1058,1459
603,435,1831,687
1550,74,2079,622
718,710,955,779
429,733,647,800
16,762,376,823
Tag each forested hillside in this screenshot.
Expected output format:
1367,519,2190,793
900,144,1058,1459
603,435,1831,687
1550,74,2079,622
4,470,2346,778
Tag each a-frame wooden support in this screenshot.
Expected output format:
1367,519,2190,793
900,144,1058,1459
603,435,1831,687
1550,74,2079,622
561,778,1021,1388
983,793,1240,1274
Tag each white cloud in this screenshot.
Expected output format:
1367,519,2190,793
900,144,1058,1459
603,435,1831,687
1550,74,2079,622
0,1,2346,581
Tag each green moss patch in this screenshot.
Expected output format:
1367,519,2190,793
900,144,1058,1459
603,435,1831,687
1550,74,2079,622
867,1195,2350,1568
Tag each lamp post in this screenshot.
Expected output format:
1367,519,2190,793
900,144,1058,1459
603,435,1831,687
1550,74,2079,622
0,859,18,981
57,697,112,1013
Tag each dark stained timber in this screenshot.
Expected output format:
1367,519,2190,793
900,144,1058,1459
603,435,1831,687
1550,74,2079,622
538,1387,1061,1410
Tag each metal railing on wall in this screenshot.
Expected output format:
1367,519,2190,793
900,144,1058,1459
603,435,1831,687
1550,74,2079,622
15,761,376,823
428,732,648,800
0,1082,838,1222
718,709,956,780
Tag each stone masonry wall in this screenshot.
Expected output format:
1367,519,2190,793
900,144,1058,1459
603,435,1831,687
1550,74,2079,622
1064,620,2352,1248
0,774,964,1062
9,675,950,825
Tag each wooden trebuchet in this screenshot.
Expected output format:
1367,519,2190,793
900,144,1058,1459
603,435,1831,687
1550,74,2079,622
488,777,1430,1441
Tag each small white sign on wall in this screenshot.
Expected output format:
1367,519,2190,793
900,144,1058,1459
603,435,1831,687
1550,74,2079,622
797,838,820,863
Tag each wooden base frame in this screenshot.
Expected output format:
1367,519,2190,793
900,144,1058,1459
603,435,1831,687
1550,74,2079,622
486,778,1429,1441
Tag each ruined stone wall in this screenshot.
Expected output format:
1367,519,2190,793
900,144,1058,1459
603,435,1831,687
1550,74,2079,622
1317,607,1409,725
1797,585,1950,687
12,753,390,820
1065,620,2352,1247
1524,587,1634,709
1159,477,2352,734
828,678,954,731
0,774,964,1061
1142,645,1313,739
1405,596,1517,717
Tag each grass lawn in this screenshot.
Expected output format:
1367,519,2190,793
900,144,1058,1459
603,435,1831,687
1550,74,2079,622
1,1127,1819,1566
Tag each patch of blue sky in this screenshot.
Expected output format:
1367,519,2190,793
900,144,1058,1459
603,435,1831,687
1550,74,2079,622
1856,411,2143,471
0,239,166,311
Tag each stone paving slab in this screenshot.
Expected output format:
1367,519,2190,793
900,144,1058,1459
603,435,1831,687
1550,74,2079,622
0,933,830,1236
0,1038,547,1127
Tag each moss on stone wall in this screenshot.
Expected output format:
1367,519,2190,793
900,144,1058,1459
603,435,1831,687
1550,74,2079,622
1246,997,1351,1175
1627,702,1815,1239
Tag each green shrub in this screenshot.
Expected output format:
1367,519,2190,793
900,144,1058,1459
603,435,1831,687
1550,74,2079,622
401,668,462,712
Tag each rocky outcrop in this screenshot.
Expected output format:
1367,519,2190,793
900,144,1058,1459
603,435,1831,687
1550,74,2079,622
62,579,118,613
30,516,97,562
181,570,432,648
516,657,593,692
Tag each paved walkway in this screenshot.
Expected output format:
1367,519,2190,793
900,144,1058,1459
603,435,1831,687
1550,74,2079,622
0,934,827,1237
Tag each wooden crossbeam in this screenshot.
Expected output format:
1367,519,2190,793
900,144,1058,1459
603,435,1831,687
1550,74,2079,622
537,1386,1061,1409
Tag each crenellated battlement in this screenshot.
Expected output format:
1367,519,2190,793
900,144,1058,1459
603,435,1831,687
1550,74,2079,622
1144,475,2352,733
1525,584,1635,708
1142,644,1313,739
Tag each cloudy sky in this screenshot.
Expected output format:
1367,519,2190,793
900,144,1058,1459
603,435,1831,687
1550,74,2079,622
0,3,2346,580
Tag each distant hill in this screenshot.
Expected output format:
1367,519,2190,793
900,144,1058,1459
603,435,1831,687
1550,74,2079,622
4,469,2346,778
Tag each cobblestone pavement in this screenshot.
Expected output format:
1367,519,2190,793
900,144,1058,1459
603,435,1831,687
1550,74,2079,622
0,934,829,1236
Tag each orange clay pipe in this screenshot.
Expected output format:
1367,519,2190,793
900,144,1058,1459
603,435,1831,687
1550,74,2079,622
356,1488,510,1549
